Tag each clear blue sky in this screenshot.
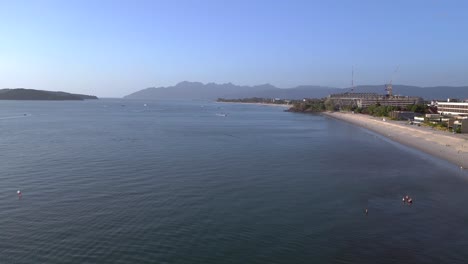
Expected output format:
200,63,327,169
1,0,467,97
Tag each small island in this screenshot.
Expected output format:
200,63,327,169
0,88,98,100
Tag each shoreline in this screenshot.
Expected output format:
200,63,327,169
322,112,468,169
216,101,291,108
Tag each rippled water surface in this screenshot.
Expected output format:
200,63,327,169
1,99,467,263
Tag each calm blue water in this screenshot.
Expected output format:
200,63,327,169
0,99,467,264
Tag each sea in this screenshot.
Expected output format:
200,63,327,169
0,99,467,264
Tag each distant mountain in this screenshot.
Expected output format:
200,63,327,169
0,88,98,100
125,81,278,100
124,82,468,100
375,85,468,100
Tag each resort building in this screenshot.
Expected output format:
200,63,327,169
436,100,468,116
328,93,423,109
421,102,468,133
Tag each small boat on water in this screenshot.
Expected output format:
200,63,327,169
216,113,227,117
402,195,413,204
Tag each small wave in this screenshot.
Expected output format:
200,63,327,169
0,114,31,120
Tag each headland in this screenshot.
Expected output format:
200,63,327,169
0,88,98,100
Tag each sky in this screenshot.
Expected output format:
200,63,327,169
0,0,467,97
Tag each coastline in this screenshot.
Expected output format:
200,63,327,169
322,112,468,169
217,101,291,108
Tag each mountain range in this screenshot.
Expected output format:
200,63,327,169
124,81,468,100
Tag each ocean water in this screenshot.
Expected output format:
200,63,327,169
0,99,467,264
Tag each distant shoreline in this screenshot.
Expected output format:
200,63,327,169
0,88,98,101
217,101,291,108
323,112,468,169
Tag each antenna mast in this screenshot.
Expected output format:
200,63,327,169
385,65,399,96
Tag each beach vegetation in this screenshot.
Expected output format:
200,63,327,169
407,104,427,114
424,122,448,131
362,105,398,117
324,99,338,111
288,99,327,112
361,103,428,117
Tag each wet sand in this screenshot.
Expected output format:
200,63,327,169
323,112,468,169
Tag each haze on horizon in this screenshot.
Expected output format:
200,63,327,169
1,0,467,98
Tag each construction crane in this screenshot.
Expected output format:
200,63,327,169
385,65,399,96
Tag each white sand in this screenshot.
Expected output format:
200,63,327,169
323,112,468,169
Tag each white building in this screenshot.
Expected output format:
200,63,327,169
436,100,468,116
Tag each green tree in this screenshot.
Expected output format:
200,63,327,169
324,99,337,111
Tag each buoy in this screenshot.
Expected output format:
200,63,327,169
365,208,368,215
402,197,405,202
17,190,22,198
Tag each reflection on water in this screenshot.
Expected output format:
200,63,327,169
0,99,467,263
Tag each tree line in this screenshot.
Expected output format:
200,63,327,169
354,103,427,116
288,99,428,117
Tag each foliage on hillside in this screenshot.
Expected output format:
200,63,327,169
0,89,98,100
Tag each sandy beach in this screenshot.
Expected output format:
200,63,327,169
323,112,468,168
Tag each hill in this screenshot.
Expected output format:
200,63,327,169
0,89,98,100
125,82,468,100
124,81,278,100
